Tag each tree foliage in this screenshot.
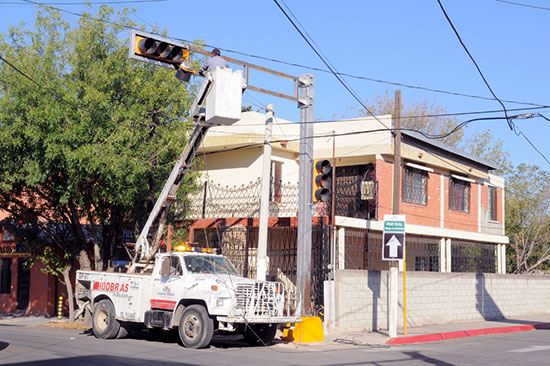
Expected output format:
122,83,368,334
342,90,464,146
343,90,512,173
0,5,197,294
506,164,550,274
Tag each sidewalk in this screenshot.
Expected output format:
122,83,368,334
0,315,89,329
314,314,550,349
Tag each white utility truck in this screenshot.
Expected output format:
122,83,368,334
75,66,300,348
76,246,298,348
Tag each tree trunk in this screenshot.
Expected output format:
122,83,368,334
62,266,75,323
79,249,91,271
93,242,103,272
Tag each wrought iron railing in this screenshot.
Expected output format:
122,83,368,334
451,241,496,273
179,179,300,219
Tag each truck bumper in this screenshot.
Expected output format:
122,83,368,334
216,316,302,324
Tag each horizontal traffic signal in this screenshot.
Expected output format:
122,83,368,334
313,159,332,203
128,30,195,81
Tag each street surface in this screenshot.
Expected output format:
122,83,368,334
2,324,550,365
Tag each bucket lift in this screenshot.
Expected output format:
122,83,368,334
129,67,243,273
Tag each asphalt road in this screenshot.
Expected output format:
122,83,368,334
2,324,550,365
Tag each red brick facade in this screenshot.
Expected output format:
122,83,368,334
374,157,502,232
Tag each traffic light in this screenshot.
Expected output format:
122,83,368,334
313,159,332,203
128,30,195,82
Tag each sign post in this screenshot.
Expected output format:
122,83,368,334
383,215,406,337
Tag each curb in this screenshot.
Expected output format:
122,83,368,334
386,322,550,345
44,321,91,330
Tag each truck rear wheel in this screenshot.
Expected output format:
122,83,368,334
243,323,278,346
178,305,213,349
92,299,121,340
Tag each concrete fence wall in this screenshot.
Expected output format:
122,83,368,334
326,270,550,333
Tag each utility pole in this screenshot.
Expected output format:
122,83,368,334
297,74,315,316
393,89,402,214
389,89,402,338
257,104,274,281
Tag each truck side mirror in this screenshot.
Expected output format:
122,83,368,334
161,257,170,277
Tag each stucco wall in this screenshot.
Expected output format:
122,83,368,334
331,270,550,332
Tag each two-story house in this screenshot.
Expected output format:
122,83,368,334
182,111,508,311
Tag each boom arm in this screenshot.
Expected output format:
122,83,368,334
128,68,242,273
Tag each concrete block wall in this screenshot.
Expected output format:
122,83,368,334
330,269,550,332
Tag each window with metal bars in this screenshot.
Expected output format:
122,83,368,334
489,186,497,221
449,177,470,212
402,166,428,205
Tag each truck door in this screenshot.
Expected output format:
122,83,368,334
150,255,184,311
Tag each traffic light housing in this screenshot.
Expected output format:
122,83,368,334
313,159,332,203
128,30,195,82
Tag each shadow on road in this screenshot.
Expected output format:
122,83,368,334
403,351,455,366
2,355,201,366
0,342,9,351
80,326,273,349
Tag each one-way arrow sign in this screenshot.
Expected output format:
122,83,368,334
386,235,402,257
383,233,404,260
382,215,406,261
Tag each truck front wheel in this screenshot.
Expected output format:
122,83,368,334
243,323,278,346
92,299,121,340
178,305,213,349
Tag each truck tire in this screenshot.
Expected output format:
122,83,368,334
178,305,213,349
92,299,121,340
243,323,278,346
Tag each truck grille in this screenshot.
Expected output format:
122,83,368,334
235,282,283,317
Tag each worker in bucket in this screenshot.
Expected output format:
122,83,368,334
198,48,228,76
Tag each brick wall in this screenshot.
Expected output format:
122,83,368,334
375,158,393,218
375,159,481,232
400,170,441,227
331,270,550,332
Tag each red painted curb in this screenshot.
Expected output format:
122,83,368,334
386,322,550,345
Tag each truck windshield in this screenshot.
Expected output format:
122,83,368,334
183,255,240,276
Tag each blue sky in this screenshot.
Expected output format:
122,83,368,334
1,0,549,169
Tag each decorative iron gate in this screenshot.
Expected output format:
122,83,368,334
192,224,330,311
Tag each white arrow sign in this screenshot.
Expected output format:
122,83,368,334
386,235,402,258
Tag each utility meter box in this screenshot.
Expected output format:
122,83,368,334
205,68,242,126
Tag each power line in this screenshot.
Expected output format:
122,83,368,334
203,116,513,156
19,0,548,110
274,0,390,131
2,0,167,4
495,0,550,11
436,0,513,130
437,0,550,165
229,105,550,127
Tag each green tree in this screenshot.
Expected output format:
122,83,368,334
465,129,512,176
505,164,550,274
0,6,198,319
